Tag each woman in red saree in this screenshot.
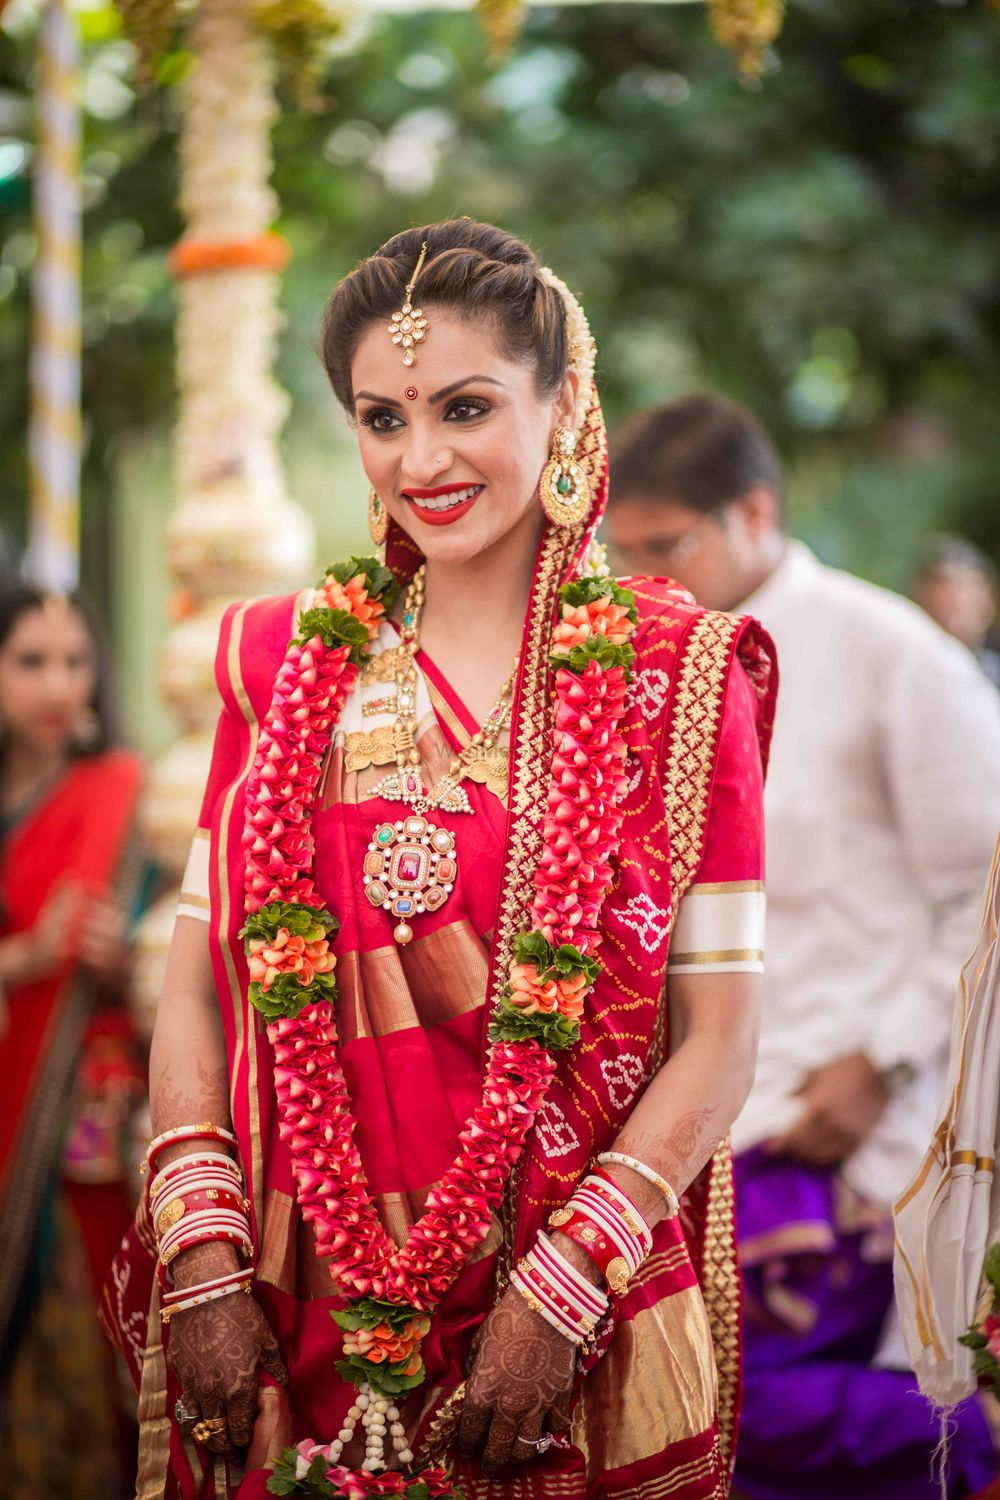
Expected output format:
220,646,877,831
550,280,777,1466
108,221,776,1500
0,583,145,1500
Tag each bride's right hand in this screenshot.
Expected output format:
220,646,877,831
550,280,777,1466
165,1243,287,1456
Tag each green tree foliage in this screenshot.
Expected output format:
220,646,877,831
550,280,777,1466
1,0,998,598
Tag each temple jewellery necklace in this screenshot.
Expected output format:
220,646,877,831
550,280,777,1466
362,564,517,946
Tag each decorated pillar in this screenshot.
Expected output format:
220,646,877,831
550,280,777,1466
25,0,81,592
131,0,315,1035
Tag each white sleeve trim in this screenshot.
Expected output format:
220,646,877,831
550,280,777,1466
177,828,211,924
667,881,765,974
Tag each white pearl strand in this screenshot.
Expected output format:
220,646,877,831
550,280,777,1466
323,1382,414,1473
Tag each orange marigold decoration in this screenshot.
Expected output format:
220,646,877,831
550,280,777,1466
708,0,786,83
168,232,291,280
316,572,388,642
474,0,524,62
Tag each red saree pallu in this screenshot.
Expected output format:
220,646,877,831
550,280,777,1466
109,542,775,1500
0,748,144,1356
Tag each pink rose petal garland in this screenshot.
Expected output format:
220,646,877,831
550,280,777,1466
242,559,637,1499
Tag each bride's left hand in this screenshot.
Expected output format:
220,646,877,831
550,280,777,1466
456,1287,575,1478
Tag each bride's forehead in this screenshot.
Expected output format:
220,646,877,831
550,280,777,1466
352,310,516,385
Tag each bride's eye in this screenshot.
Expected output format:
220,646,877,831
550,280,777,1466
445,398,490,422
360,407,402,434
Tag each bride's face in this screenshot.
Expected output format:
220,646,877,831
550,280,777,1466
352,310,577,566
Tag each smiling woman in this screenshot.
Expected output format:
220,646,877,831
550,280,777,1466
106,220,778,1500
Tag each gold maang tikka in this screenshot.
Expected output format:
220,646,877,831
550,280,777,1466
388,242,430,368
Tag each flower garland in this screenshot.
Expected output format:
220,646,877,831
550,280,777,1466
960,1243,1000,1399
240,559,637,1498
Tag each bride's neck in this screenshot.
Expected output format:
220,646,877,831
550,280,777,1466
420,512,541,649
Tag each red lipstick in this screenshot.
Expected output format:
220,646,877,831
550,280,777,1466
401,483,484,527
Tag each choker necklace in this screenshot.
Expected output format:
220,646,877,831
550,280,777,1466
363,566,517,945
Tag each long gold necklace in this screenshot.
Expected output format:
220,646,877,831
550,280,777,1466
362,567,517,945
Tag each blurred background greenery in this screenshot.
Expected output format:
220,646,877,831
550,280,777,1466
0,0,998,749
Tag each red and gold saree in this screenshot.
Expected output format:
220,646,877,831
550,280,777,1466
109,412,775,1500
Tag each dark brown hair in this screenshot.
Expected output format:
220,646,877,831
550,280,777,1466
320,220,567,410
610,394,784,516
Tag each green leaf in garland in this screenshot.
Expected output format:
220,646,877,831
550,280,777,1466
335,1353,427,1396
293,606,371,666
328,555,400,613
488,999,581,1051
248,967,338,1022
960,1329,988,1350
240,901,339,947
984,1243,1000,1298
549,635,636,679
267,1451,335,1497
559,575,638,623
511,930,601,987
332,1297,427,1335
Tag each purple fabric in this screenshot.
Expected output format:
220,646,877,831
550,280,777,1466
732,1144,997,1500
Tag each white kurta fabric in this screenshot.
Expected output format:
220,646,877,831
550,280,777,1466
731,541,1000,1206
893,837,1000,1406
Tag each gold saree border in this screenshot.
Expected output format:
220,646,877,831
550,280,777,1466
660,610,742,1475
491,518,586,1292
135,1282,169,1500
571,1286,717,1473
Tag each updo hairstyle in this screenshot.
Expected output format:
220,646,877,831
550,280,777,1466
320,220,568,412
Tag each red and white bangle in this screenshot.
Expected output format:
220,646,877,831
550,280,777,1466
149,1152,243,1199
582,1172,654,1252
161,1265,255,1306
529,1234,608,1320
151,1168,249,1217
511,1231,609,1348
596,1151,680,1218
144,1122,239,1174
160,1275,255,1323
547,1171,654,1294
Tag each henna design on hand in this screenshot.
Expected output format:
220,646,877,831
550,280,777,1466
166,1292,286,1456
617,1106,724,1196
457,1295,575,1477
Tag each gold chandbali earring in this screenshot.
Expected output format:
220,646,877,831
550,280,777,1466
540,425,590,528
388,242,430,368
368,488,389,547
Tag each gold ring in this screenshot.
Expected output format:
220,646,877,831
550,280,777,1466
192,1417,226,1444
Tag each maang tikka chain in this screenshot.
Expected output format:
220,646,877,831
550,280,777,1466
388,243,430,368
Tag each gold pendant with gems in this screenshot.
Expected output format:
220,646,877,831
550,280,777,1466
363,815,458,945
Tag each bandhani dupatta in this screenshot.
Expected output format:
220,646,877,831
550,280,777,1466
0,749,143,1351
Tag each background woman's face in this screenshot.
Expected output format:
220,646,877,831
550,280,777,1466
352,310,575,567
0,606,96,754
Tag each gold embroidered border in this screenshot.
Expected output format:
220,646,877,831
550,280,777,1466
702,1137,740,1477
492,517,585,1293
659,609,742,1476
662,610,741,921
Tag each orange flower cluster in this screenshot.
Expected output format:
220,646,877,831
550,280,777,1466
248,928,336,992
168,232,291,279
318,573,386,641
508,961,587,1020
551,594,633,656
341,1313,431,1375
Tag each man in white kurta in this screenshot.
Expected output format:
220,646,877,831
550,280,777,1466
607,392,1000,1498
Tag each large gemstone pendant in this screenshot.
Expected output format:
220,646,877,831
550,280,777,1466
363,815,457,944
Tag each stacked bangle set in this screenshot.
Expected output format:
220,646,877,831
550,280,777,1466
144,1123,256,1323
511,1151,678,1345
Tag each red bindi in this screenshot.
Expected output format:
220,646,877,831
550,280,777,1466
405,386,418,401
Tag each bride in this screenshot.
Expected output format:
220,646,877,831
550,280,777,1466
107,217,776,1500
